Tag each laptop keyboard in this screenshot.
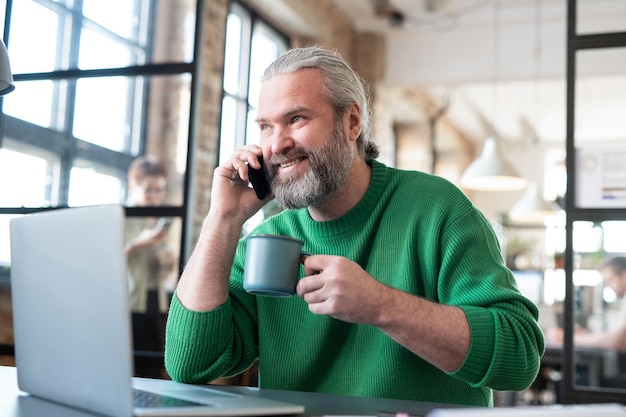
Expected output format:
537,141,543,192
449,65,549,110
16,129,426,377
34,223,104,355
133,388,210,408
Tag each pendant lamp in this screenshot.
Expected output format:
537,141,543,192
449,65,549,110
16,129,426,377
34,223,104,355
460,0,527,192
0,39,15,96
460,137,528,191
508,182,559,224
507,1,558,224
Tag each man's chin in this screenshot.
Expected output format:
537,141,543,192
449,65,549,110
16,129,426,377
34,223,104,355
273,185,318,210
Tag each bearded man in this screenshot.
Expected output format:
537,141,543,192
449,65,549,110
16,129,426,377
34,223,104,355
165,46,544,407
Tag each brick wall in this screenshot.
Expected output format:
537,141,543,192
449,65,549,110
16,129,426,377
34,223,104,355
188,0,229,243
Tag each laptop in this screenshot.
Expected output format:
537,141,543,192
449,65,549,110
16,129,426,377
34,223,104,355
10,204,304,417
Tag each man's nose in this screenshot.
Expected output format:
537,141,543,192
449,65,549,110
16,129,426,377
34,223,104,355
268,126,295,155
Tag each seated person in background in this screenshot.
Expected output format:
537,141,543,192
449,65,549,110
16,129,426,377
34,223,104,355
547,256,626,351
126,156,175,357
164,46,544,406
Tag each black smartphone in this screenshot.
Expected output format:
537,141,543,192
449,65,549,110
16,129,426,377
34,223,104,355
248,155,271,199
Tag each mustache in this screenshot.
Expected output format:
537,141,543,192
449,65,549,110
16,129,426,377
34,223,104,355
268,149,310,173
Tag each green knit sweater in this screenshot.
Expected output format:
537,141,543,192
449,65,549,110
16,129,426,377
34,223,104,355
165,160,544,406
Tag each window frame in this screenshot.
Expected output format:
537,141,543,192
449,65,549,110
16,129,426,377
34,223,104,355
2,0,157,203
0,0,198,282
218,1,288,166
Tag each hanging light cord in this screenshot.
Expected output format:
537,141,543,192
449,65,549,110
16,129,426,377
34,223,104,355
491,0,500,138
533,0,542,146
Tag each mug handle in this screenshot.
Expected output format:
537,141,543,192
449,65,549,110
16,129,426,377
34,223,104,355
300,251,312,264
300,251,322,275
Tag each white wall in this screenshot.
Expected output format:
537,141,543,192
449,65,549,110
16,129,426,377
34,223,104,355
384,1,626,87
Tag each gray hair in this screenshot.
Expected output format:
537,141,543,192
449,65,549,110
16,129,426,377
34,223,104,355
261,46,379,162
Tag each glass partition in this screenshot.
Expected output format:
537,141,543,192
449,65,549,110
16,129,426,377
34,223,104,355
564,0,626,402
572,221,626,390
574,47,626,151
577,0,626,35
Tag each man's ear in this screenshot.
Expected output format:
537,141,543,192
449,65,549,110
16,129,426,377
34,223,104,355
346,102,362,142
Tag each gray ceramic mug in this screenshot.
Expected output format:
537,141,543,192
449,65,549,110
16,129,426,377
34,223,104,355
243,234,310,297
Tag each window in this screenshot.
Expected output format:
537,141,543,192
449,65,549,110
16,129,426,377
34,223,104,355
219,1,288,165
1,0,199,367
220,2,288,234
1,0,196,262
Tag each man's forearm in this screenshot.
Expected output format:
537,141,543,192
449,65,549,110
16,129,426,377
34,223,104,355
375,288,470,372
174,216,242,312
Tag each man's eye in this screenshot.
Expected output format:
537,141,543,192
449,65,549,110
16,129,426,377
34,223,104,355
291,116,302,123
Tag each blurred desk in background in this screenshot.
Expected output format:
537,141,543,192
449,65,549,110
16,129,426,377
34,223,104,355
541,345,626,391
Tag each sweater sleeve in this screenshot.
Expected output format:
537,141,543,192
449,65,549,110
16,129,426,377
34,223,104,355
436,204,545,391
164,287,259,383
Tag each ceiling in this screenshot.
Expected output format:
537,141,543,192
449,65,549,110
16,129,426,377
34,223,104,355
328,0,626,149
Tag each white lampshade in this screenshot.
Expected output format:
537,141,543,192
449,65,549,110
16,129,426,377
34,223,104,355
0,39,15,96
508,182,559,224
460,137,528,191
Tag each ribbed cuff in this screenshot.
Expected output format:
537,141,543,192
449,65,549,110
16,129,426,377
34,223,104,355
449,306,495,386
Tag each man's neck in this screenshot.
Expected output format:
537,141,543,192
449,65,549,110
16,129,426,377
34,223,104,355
307,159,372,222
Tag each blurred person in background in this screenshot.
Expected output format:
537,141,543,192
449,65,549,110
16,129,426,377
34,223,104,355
126,156,176,375
547,256,626,351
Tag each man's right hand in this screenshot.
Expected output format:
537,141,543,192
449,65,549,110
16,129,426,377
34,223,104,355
173,145,272,312
209,145,272,226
